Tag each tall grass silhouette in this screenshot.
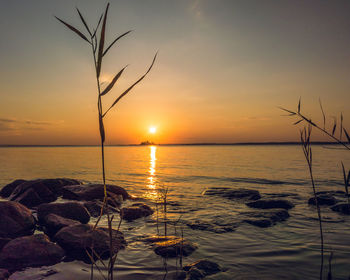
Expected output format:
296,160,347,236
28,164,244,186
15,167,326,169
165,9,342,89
56,3,157,279
281,99,349,280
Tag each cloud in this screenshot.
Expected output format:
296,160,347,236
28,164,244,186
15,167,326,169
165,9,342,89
0,118,63,133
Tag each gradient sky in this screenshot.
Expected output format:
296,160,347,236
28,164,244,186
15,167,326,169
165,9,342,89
1,0,350,145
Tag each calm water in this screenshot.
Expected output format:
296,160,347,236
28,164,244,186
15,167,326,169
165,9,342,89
1,145,350,280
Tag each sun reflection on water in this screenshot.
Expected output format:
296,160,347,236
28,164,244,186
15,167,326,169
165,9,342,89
145,145,158,199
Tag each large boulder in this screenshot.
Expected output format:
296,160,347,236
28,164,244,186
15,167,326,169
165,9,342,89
145,236,197,258
0,234,64,271
246,199,294,210
0,179,26,198
243,209,290,228
54,224,126,261
0,269,9,280
0,201,35,239
204,187,261,201
331,203,350,215
37,202,90,224
121,203,154,221
42,214,81,237
62,184,130,201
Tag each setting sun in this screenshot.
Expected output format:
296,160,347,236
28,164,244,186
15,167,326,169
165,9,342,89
149,126,157,134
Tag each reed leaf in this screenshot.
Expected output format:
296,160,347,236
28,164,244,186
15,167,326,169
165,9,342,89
99,116,105,143
332,121,336,136
298,98,301,113
344,128,350,143
319,98,326,130
92,13,103,39
100,66,127,96
55,16,90,43
103,30,133,57
76,8,92,36
103,52,157,116
294,119,303,125
97,3,110,78
340,113,343,140
278,107,296,115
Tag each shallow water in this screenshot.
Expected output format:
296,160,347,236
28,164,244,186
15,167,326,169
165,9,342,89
1,145,350,279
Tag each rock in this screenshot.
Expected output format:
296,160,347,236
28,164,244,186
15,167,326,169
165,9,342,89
186,267,204,280
37,178,81,196
0,234,64,271
308,195,337,206
246,199,294,210
186,220,238,233
42,214,81,237
62,184,130,201
54,224,126,261
0,179,26,198
146,235,197,258
183,260,221,276
0,201,35,238
331,203,350,215
0,238,11,252
0,269,9,280
121,203,154,221
204,187,261,201
38,202,90,224
83,201,119,218
243,209,290,228
9,180,57,208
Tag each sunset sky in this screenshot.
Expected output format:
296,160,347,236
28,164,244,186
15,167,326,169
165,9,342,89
0,0,349,145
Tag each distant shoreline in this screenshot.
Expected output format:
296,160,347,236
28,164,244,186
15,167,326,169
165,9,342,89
0,142,346,148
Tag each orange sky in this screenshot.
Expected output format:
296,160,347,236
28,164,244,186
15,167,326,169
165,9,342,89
0,1,349,145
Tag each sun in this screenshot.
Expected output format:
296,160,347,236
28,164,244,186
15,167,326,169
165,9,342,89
149,126,157,134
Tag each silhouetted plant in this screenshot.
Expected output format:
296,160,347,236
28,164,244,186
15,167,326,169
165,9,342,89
56,3,157,279
281,99,350,280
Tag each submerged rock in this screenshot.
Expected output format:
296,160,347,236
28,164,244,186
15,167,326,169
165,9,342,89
204,187,261,201
246,199,294,210
183,260,221,278
37,202,90,224
308,194,337,206
145,235,197,258
0,234,64,271
42,214,81,237
331,203,350,215
83,200,119,218
121,203,154,221
54,224,126,261
243,209,290,228
186,220,238,233
62,184,130,201
0,179,26,198
0,201,35,239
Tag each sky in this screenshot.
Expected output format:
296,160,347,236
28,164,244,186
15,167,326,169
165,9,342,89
0,0,350,145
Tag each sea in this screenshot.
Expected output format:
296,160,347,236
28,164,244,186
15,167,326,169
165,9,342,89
0,144,349,280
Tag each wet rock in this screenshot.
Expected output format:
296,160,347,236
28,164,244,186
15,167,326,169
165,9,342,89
54,224,126,261
9,180,56,208
121,203,154,221
331,203,350,215
0,269,9,280
42,214,81,237
0,201,35,238
37,202,90,224
83,200,119,218
308,195,337,206
186,267,204,280
186,220,237,233
0,234,64,271
146,235,197,258
183,260,221,277
204,187,261,201
0,179,26,198
246,199,294,210
62,184,130,201
243,209,290,228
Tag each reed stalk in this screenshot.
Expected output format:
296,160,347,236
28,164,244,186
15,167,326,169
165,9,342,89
56,3,156,279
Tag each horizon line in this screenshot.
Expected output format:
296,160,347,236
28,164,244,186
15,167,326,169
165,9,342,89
0,141,346,148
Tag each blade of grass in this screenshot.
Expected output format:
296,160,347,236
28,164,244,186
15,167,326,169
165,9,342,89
96,3,110,77
100,66,127,96
103,30,133,57
76,7,92,36
55,16,90,43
